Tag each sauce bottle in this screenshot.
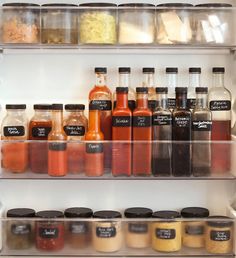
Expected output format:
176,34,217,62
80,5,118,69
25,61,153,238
166,67,178,110
112,87,132,176
133,87,152,176
48,104,67,177
29,104,52,173
188,67,201,110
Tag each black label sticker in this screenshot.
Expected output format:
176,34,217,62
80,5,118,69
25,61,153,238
90,100,112,111
156,228,176,239
173,116,191,128
185,225,204,235
112,116,132,127
39,228,59,239
32,126,51,138
192,120,212,131
96,227,116,238
4,126,25,137
187,98,196,109
210,230,231,241
11,224,31,235
153,114,172,126
49,142,67,151
69,222,88,234
128,223,148,234
148,100,157,111
86,143,103,154
168,98,176,109
64,125,85,136
210,100,231,111
133,116,152,127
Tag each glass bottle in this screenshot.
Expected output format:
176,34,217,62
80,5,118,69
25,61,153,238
188,67,201,110
112,87,132,176
208,67,231,173
166,67,178,110
172,87,192,177
48,104,67,177
133,87,152,176
1,104,28,173
63,104,88,174
192,87,212,177
29,104,52,173
152,87,172,176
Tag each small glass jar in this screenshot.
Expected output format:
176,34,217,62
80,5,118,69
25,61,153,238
124,207,152,249
79,3,117,45
156,3,193,44
2,3,40,44
41,4,78,45
118,3,155,45
151,211,181,252
205,216,233,254
35,210,64,251
181,207,209,248
64,207,93,249
92,210,122,252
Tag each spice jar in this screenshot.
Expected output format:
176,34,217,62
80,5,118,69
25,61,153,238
118,3,155,45
41,4,78,45
205,216,233,254
181,207,209,248
92,210,122,252
79,3,117,45
124,207,152,249
6,208,35,250
35,210,64,251
2,3,40,44
64,207,93,249
151,210,181,252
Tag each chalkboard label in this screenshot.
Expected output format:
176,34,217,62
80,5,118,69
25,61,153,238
153,114,172,126
133,116,152,127
210,230,230,241
168,98,176,109
187,98,196,109
112,116,132,127
129,223,148,234
11,224,31,235
32,126,51,138
210,100,231,111
49,142,67,151
86,143,103,154
148,100,157,111
64,125,85,136
4,126,25,137
185,225,204,235
69,222,88,234
192,121,212,131
90,100,112,111
96,227,116,238
173,116,191,128
156,228,176,239
39,228,59,239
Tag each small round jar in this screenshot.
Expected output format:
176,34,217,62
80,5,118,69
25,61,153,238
92,210,122,252
64,207,93,249
35,210,64,251
151,210,181,252
6,208,35,250
124,207,153,248
181,207,209,248
205,216,233,254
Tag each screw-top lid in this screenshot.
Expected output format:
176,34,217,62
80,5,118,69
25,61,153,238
181,207,210,218
196,3,232,8
7,208,36,218
136,87,148,93
52,104,63,110
213,67,225,73
65,104,85,111
79,2,117,7
93,210,122,219
124,207,153,218
116,87,129,93
119,67,131,73
189,67,201,73
143,67,155,73
158,3,193,7
95,67,107,74
36,210,64,218
152,210,181,219
3,2,39,6
34,104,52,110
196,87,208,94
156,87,168,94
175,87,188,93
119,3,154,7
6,104,26,110
42,3,78,6
64,207,93,218
166,67,178,73
207,216,233,227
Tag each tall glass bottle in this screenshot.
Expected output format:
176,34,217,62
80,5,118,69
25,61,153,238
188,67,201,110
152,87,172,176
172,87,192,177
166,67,178,110
208,67,231,173
192,87,212,177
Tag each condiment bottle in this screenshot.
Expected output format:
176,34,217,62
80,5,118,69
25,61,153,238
192,87,212,177
63,104,88,173
188,67,201,110
172,87,192,177
208,67,231,173
29,104,52,173
85,103,104,177
48,104,67,177
112,87,132,176
166,67,178,110
1,104,28,173
133,87,152,176
152,87,172,176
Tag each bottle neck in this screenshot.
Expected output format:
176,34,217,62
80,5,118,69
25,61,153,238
7,109,26,117
119,73,130,88
143,73,154,88
117,92,128,108
52,110,63,132
136,93,149,108
88,110,100,132
189,73,200,88
96,73,107,87
157,93,168,109
213,73,224,88
167,73,178,89
176,92,188,109
195,93,208,109
34,110,51,119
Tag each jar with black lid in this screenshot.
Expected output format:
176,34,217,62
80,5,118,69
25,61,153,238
7,208,35,250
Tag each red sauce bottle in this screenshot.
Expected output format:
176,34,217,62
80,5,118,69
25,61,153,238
133,87,152,176
112,87,132,176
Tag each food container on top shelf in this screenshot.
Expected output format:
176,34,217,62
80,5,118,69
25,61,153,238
2,3,40,44
156,3,194,44
79,3,117,45
194,4,233,45
41,4,78,45
118,3,155,45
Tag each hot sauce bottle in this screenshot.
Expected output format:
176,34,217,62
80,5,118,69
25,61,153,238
29,104,52,173
112,87,132,176
133,87,152,176
48,104,67,177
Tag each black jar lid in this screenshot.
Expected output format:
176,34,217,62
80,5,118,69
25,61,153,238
175,87,188,93
119,67,131,73
156,87,168,94
166,67,178,73
124,207,153,218
213,67,225,73
36,210,64,218
93,210,122,219
116,87,128,93
79,3,117,7
7,208,36,218
6,104,26,110
3,3,39,7
195,3,232,8
207,216,233,227
153,210,181,219
157,3,193,7
119,3,155,7
136,87,148,93
64,207,93,218
189,67,201,73
181,207,210,218
196,87,208,94
52,103,63,110
95,67,107,74
65,104,85,111
34,104,52,110
143,67,155,73
42,3,78,7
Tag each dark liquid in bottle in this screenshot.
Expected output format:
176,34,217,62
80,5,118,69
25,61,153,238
152,157,171,176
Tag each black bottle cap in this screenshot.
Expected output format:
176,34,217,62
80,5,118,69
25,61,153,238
64,207,93,218
93,210,122,219
119,67,131,73
213,67,225,73
116,87,128,93
189,67,201,73
7,208,36,218
52,104,63,110
136,87,148,93
143,67,155,73
6,104,26,110
36,210,64,218
166,67,178,73
207,216,233,227
34,104,52,110
95,67,107,74
196,87,208,94
175,87,188,93
181,207,209,218
65,104,85,111
156,87,168,94
124,207,153,218
152,210,181,219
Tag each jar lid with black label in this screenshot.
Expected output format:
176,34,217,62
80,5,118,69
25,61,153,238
65,104,85,111
124,207,153,218
152,210,181,219
181,207,209,218
7,208,36,217
36,210,64,218
207,216,233,227
6,104,26,110
34,104,52,110
64,207,93,218
93,210,122,219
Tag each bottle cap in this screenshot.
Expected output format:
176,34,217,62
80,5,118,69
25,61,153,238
136,87,148,93
116,87,128,93
166,67,178,73
6,104,26,110
156,87,168,94
95,67,107,74
65,104,85,111
34,104,52,110
196,87,208,93
52,104,63,110
143,67,155,73
213,67,225,73
119,67,131,73
189,67,201,73
175,87,188,93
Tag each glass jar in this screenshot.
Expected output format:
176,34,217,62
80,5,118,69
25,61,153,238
41,4,78,45
194,4,232,45
156,3,193,44
64,207,93,249
205,216,233,254
35,210,64,251
181,207,209,248
79,3,117,45
151,211,181,252
2,3,40,44
118,3,155,45
124,207,152,249
92,210,122,252
7,208,35,250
